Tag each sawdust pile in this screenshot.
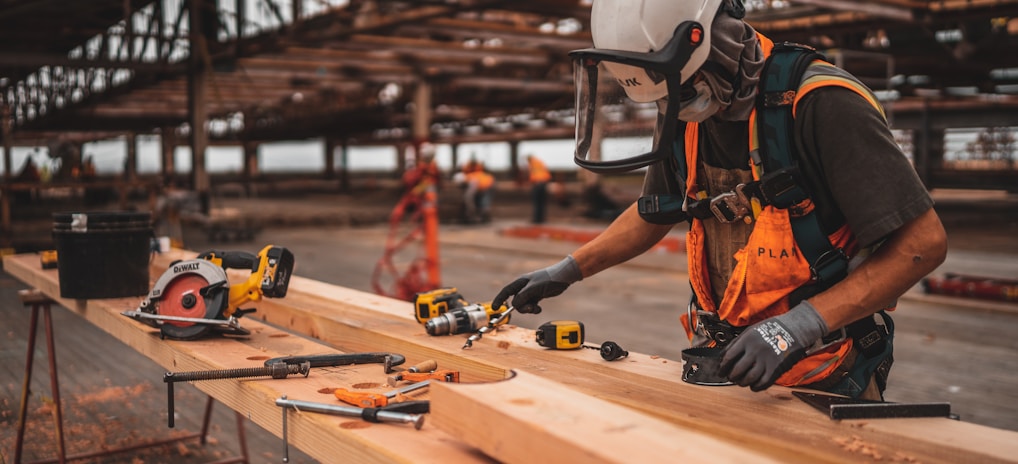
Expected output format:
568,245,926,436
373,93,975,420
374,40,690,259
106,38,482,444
0,381,256,463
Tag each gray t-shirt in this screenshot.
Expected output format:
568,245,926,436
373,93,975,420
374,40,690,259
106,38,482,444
643,85,933,248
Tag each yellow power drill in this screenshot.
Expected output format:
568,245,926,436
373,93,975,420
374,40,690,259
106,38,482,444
413,287,509,335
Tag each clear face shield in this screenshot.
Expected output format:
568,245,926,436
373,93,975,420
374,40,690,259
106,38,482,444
571,22,707,174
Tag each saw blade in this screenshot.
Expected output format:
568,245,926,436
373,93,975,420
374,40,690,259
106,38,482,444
155,270,226,340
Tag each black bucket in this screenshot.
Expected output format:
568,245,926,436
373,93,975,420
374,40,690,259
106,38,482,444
52,211,153,299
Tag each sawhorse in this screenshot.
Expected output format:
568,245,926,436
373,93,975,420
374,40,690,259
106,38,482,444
14,288,250,464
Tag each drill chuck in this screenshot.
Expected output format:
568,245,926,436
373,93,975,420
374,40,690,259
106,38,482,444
424,304,489,336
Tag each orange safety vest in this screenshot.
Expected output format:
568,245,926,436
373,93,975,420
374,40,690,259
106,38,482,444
682,34,886,387
467,170,495,191
528,158,551,183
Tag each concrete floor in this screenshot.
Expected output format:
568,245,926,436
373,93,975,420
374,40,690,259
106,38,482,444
2,184,1017,462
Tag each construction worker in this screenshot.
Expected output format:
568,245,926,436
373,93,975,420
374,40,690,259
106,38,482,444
461,160,496,223
402,142,441,196
526,154,552,224
492,0,947,400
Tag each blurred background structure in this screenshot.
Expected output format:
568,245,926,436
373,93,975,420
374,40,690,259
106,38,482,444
1,0,1017,250
3,3,1018,461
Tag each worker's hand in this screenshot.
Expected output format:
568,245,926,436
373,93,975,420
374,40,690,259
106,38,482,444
492,256,582,314
718,301,828,391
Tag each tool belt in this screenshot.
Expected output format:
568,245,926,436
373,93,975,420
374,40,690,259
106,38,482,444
688,297,889,359
680,347,733,386
803,310,896,398
692,307,849,353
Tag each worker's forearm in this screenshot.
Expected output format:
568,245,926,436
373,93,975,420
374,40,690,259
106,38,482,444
810,208,948,331
571,203,675,278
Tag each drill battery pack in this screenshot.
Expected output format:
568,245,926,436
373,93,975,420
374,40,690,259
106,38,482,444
413,287,468,324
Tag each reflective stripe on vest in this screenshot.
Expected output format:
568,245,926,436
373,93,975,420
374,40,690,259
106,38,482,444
683,36,886,387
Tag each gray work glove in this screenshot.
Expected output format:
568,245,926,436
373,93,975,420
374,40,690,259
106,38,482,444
491,256,582,314
718,301,828,391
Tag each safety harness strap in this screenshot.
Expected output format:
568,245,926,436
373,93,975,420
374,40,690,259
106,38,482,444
637,129,690,224
757,43,849,290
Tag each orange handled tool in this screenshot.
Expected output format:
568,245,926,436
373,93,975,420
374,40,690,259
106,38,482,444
334,380,432,408
334,389,390,408
387,369,460,387
403,359,438,374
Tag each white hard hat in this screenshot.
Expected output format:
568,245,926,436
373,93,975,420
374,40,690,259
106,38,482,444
418,142,436,158
592,0,725,102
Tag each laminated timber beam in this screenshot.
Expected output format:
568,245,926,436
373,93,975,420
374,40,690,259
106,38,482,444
3,251,774,463
430,371,781,464
152,252,1018,461
6,250,1018,462
1,254,486,463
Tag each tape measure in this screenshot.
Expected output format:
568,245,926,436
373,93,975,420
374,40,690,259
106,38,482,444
535,320,585,350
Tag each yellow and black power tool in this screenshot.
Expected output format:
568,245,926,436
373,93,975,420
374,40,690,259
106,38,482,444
413,287,468,324
122,245,294,340
413,287,509,336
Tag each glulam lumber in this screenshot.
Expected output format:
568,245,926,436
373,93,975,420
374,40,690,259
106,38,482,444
430,370,778,464
2,253,484,463
153,249,1018,464
7,250,1018,463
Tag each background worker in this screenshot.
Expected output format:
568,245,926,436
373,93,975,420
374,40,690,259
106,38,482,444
492,0,947,400
401,142,441,197
526,154,551,224
461,160,495,224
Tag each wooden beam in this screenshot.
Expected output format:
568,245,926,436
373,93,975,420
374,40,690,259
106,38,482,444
750,10,871,32
430,370,779,463
409,17,593,50
447,76,571,93
134,250,1017,464
6,249,1018,463
786,0,916,21
0,254,488,463
0,51,187,73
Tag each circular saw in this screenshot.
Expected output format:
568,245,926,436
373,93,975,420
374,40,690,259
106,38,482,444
123,245,294,340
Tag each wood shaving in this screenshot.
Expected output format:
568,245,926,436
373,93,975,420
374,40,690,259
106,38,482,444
73,384,152,404
892,451,919,462
833,435,884,460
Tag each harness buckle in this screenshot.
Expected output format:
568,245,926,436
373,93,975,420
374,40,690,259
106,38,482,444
810,247,848,283
806,327,847,356
758,168,803,208
695,309,744,345
709,192,749,223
